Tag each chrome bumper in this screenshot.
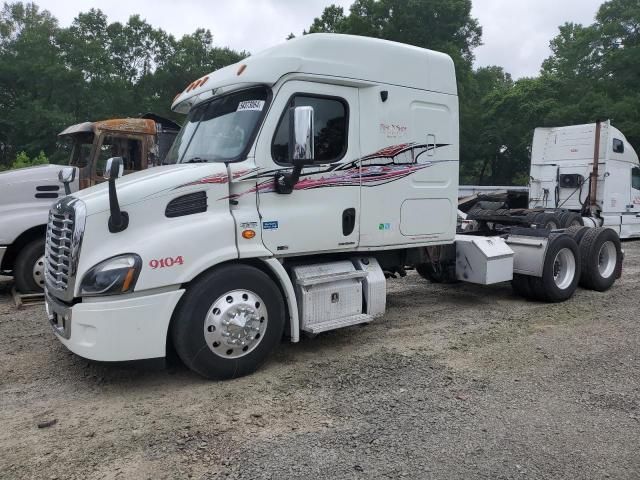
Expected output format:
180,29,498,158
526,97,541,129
45,289,72,339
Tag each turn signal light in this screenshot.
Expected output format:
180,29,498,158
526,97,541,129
242,229,256,239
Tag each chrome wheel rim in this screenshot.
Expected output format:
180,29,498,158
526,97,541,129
597,241,617,279
32,255,45,288
203,289,268,359
553,248,576,290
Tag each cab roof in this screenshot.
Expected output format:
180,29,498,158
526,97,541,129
58,118,157,137
171,33,457,113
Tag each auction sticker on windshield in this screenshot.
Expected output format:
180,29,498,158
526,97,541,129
237,100,265,112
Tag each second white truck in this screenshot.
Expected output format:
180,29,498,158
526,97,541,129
43,34,624,379
462,120,640,239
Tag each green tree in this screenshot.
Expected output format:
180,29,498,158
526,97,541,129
140,29,246,119
0,2,246,169
11,149,47,169
473,0,640,184
308,0,481,71
0,2,73,167
307,0,490,183
459,66,515,184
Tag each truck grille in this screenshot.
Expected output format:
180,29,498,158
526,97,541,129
44,197,86,301
45,210,74,290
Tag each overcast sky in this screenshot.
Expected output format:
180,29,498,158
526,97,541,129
35,0,605,79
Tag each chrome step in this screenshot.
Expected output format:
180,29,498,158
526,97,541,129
303,313,373,334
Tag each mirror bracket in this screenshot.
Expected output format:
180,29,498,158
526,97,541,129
105,157,128,233
275,105,314,194
274,166,302,194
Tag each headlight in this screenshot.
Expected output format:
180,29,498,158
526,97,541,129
80,254,142,296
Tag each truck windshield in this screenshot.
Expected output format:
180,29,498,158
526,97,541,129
68,133,94,169
165,87,269,164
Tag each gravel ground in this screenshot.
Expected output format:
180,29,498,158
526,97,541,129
1,243,639,480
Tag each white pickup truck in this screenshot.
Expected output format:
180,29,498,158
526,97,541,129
42,33,624,380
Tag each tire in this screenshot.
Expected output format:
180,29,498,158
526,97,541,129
13,238,46,293
557,211,570,226
578,227,622,292
171,264,285,380
538,213,561,230
511,274,534,299
562,212,583,228
525,211,541,226
565,225,589,245
528,234,581,302
416,263,457,283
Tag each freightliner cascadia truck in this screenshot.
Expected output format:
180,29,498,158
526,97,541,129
43,34,624,380
0,115,179,293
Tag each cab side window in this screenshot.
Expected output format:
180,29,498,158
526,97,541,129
632,167,640,191
272,95,348,164
96,136,143,177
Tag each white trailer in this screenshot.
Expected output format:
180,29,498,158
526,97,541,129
42,34,623,380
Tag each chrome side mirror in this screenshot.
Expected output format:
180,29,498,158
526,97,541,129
289,106,314,166
104,157,124,180
58,167,76,184
58,167,76,195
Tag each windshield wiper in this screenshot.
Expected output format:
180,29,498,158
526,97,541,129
185,157,208,163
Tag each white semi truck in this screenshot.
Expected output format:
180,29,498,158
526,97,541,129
43,34,624,380
462,121,640,238
0,115,179,293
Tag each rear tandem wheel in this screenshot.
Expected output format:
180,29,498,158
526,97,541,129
511,234,581,303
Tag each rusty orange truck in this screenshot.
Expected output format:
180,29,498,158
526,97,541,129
0,114,179,293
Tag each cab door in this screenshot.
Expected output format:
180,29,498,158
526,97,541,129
619,165,640,238
631,166,640,213
254,81,360,255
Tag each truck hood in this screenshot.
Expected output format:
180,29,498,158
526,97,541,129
73,163,230,216
0,164,79,245
0,164,63,185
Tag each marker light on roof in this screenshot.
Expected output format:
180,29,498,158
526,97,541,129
185,76,209,93
237,64,247,76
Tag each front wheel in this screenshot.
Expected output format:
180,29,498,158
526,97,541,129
13,238,46,293
171,264,285,380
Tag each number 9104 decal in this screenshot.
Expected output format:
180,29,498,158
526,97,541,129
149,256,184,269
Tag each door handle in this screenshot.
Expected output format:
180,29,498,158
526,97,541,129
427,134,436,157
342,208,356,236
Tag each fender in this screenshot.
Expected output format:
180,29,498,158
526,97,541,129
260,257,300,343
0,206,49,246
